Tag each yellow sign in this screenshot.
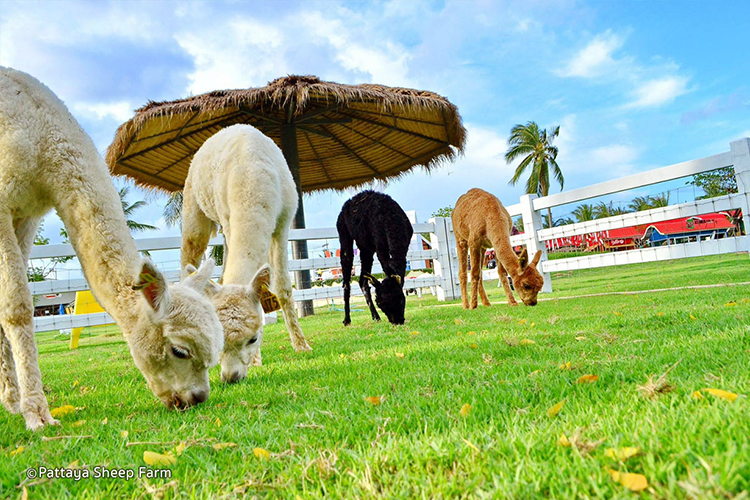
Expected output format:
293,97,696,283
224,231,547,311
70,291,113,349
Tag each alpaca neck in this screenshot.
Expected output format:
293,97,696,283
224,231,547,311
55,169,142,330
490,229,522,278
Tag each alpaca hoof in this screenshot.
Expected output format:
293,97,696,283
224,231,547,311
294,340,312,352
23,407,59,431
343,320,351,327
482,302,492,307
508,302,519,307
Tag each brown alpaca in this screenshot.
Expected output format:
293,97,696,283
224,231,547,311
452,188,544,308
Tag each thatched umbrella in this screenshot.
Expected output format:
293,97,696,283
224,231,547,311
106,75,466,316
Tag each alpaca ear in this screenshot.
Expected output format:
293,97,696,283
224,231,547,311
518,248,529,270
248,264,272,296
183,259,220,297
134,260,169,316
530,250,542,268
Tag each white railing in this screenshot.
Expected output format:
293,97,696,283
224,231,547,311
506,138,750,291
30,220,460,332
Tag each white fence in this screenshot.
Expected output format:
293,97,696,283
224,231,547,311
30,220,460,332
504,137,750,292
29,138,750,332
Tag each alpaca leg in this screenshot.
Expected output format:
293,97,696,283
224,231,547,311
180,187,215,276
456,239,469,309
477,272,491,307
270,229,310,351
358,250,381,322
0,216,57,430
1,216,40,414
0,328,20,414
468,245,484,310
338,226,355,326
498,265,518,306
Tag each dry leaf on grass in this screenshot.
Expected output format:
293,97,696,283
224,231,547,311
214,418,222,427
395,352,405,359
575,336,587,341
517,319,527,325
253,448,270,460
410,331,419,336
467,331,476,336
469,343,478,349
482,354,493,364
143,451,176,466
605,447,641,461
612,311,622,316
557,429,603,455
547,400,565,418
577,374,599,384
365,396,381,406
637,360,680,398
212,442,238,451
71,420,87,427
459,403,471,418
607,468,649,492
559,362,572,370
520,339,535,345
689,314,697,320
9,446,24,457
50,405,75,418
702,388,739,402
120,430,129,439
101,417,108,425
691,391,704,400
724,302,737,307
454,318,465,325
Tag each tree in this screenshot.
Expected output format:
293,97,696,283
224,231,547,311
161,190,224,266
594,201,627,219
687,167,737,199
649,193,670,208
119,186,158,233
628,196,653,212
431,206,453,218
505,121,564,226
571,203,595,222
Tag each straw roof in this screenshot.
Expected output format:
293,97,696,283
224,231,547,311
106,75,466,193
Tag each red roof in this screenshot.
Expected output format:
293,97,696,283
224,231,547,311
605,213,733,240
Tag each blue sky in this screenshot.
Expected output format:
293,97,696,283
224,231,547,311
2,0,749,265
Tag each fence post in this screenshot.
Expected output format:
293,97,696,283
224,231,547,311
429,217,459,301
730,138,750,253
519,194,552,293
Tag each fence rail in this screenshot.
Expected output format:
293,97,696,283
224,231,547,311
29,138,750,333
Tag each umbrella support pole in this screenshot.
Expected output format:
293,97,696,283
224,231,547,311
282,120,315,318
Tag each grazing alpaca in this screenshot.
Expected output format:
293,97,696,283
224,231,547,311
452,188,544,308
181,124,311,384
337,191,413,325
0,67,223,429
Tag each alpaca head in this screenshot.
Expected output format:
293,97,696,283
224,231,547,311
129,259,223,409
364,274,406,325
511,249,544,306
191,264,271,384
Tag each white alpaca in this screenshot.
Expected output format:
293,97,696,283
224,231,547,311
181,124,311,383
0,67,224,430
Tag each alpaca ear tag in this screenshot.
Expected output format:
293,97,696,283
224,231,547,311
259,284,281,313
390,275,402,284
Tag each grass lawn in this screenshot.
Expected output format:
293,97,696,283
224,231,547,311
2,254,749,499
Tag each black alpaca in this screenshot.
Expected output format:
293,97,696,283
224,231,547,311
336,191,413,325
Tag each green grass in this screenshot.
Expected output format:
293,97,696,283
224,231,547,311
2,254,749,499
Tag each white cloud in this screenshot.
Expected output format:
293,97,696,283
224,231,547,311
559,31,624,78
299,10,415,87
72,101,134,123
627,76,690,108
175,18,288,95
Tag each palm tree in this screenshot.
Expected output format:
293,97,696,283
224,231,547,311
571,203,595,222
649,193,670,208
594,201,628,219
119,186,158,233
161,190,224,265
628,196,653,212
505,121,564,225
